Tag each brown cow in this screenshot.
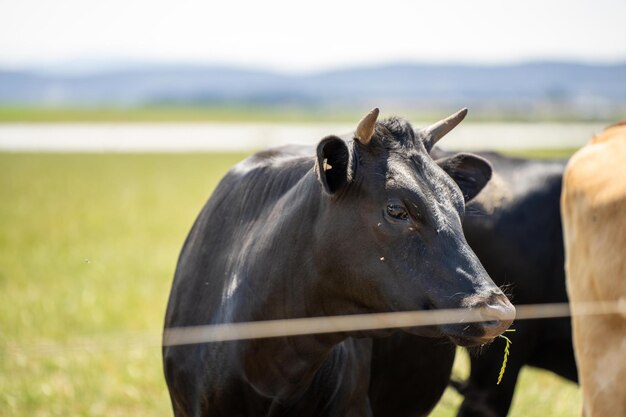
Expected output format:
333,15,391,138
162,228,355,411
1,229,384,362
561,121,626,417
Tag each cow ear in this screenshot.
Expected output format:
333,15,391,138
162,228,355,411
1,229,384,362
316,136,350,194
436,153,492,202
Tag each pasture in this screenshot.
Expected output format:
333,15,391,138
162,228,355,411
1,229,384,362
0,105,608,124
0,151,579,416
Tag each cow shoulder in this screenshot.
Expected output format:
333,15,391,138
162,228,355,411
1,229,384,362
564,125,626,211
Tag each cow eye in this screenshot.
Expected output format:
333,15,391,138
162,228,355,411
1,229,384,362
386,204,409,221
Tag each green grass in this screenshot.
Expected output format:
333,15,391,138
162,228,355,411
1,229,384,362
0,105,614,124
504,148,577,159
0,152,247,416
0,106,362,124
0,151,579,416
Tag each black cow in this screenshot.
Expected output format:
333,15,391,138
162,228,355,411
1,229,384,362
162,109,515,417
369,149,577,417
453,150,577,417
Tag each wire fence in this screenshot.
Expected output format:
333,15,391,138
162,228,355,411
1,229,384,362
5,300,625,358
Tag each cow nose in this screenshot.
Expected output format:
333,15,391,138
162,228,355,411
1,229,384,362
475,293,515,339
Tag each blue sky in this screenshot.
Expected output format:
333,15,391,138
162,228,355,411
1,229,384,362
1,0,625,73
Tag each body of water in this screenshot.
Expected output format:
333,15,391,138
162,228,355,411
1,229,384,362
0,122,605,152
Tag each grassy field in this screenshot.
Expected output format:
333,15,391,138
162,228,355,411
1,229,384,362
0,106,363,124
0,151,579,416
0,105,611,124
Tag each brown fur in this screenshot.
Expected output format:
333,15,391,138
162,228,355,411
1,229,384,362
561,122,626,417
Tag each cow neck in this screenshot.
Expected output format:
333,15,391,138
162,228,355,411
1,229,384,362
232,171,349,400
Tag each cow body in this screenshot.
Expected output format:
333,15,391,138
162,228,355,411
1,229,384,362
370,149,578,417
163,146,375,417
163,111,515,417
562,122,626,417
455,150,577,416
369,332,456,417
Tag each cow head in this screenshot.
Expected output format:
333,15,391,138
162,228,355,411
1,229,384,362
312,108,514,346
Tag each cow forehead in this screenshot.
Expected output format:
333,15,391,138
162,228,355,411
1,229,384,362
385,152,465,214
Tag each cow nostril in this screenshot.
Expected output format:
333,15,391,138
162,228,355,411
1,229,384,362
474,297,516,338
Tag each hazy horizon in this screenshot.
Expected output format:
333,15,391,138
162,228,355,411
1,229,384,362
4,56,626,77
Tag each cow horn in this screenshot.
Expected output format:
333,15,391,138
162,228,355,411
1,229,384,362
355,108,379,145
421,108,468,151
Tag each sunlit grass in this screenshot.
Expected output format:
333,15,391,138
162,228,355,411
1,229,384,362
0,106,361,124
0,105,610,124
505,148,577,159
0,153,246,416
0,151,579,416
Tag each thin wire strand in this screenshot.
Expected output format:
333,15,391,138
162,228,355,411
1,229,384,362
5,300,624,357
162,301,625,346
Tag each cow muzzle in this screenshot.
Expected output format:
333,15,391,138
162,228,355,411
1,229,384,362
443,292,516,347
473,292,516,339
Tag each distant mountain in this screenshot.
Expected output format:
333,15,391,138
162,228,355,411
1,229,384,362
1,61,625,114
